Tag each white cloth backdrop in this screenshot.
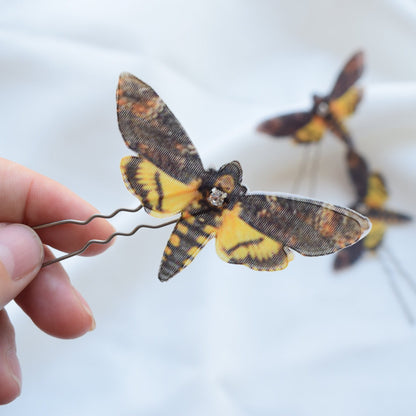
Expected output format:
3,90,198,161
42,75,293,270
1,1,416,414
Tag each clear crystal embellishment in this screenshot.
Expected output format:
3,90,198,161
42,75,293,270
207,187,227,207
316,101,329,117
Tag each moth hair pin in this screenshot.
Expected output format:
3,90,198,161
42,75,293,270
34,72,371,282
32,204,177,267
335,149,414,324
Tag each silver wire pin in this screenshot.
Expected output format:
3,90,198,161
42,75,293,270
32,205,178,267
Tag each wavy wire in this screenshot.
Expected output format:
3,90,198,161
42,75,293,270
41,217,178,267
33,205,144,230
33,204,179,267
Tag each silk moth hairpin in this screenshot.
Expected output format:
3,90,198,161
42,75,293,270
117,73,371,281
335,149,414,322
257,51,364,148
34,73,371,281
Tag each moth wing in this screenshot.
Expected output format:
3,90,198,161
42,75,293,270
293,115,327,143
364,173,388,209
215,202,294,271
120,155,202,218
236,193,371,257
347,149,369,201
159,211,216,281
257,111,313,137
333,239,365,270
329,51,364,100
117,73,204,183
367,208,412,224
329,86,363,121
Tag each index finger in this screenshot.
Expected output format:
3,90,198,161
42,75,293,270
0,158,115,256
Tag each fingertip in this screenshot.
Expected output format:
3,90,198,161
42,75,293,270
15,249,95,339
0,223,44,309
0,310,22,405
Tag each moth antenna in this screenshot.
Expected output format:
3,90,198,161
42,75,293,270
380,244,416,297
378,251,415,325
41,217,178,267
33,204,143,230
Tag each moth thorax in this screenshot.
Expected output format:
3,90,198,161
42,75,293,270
316,100,330,117
207,187,228,207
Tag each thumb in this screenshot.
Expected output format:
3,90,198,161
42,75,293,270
0,224,44,309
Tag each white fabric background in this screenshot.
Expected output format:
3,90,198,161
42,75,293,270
1,1,416,414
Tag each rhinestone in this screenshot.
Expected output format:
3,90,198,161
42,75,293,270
207,187,227,207
316,101,329,117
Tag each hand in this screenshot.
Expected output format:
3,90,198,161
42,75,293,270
0,158,115,404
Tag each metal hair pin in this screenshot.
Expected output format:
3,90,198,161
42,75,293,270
32,205,178,267
377,244,416,325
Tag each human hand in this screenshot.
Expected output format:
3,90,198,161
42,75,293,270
0,158,115,404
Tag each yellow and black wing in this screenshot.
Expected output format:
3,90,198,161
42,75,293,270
292,115,327,143
215,202,294,271
215,194,371,271
329,86,363,121
364,173,388,209
118,73,205,217
158,211,217,281
120,155,202,218
257,111,327,144
363,219,386,251
257,111,328,144
363,207,411,251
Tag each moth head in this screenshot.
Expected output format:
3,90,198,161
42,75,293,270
218,161,243,183
205,161,247,208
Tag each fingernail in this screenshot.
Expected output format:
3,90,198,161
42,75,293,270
73,287,96,331
0,224,44,281
7,347,22,393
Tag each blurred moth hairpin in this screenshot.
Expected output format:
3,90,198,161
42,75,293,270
257,51,364,196
257,50,364,148
34,73,371,281
335,149,414,323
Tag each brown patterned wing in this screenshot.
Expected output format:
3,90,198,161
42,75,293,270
257,111,313,137
117,73,205,183
329,51,364,100
238,193,371,257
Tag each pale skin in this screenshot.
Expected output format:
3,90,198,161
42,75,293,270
0,158,115,405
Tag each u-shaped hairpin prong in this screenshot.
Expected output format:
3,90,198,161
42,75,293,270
32,204,144,230
32,204,178,267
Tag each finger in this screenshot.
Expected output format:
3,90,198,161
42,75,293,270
15,248,95,339
0,157,115,256
0,309,21,405
0,223,44,309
